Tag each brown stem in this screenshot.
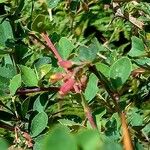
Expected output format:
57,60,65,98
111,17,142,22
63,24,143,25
17,87,59,95
89,65,134,149
89,65,120,112
121,112,134,150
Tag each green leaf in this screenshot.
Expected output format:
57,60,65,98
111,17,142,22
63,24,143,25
130,113,143,126
0,19,13,47
31,14,46,33
58,119,81,127
0,65,16,79
84,73,99,102
46,0,61,9
110,57,132,89
43,125,77,150
33,94,47,112
35,57,51,69
9,74,21,95
134,139,144,150
92,38,107,52
21,97,30,117
20,65,38,87
0,76,10,96
78,43,99,61
95,62,110,78
134,57,150,68
102,141,122,150
128,108,143,126
128,36,145,57
76,130,102,150
0,138,8,150
33,134,47,150
30,112,48,137
57,37,75,60
142,124,150,138
38,64,51,79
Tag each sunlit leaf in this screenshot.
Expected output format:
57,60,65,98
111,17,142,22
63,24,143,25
84,73,99,102
43,125,77,150
78,43,99,61
128,36,145,57
110,57,132,89
57,37,75,60
96,62,110,78
9,74,21,95
0,138,8,150
20,65,38,87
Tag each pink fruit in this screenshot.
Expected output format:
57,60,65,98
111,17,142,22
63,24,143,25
59,78,75,95
58,60,72,69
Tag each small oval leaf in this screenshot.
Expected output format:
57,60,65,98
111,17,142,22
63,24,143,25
109,57,132,89
84,73,99,102
57,37,75,60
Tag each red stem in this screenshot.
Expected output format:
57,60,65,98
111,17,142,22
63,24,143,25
84,106,97,129
41,32,62,62
81,93,97,129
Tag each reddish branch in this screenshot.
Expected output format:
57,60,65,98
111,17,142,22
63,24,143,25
41,33,63,62
81,94,97,129
41,32,82,95
41,32,97,129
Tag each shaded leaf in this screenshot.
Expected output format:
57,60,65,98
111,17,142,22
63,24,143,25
0,110,14,121
31,14,46,33
38,64,51,79
21,97,30,117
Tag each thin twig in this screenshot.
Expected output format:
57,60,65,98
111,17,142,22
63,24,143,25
41,32,63,62
81,93,97,129
17,87,59,95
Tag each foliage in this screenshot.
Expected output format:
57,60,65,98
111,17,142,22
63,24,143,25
0,0,149,149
